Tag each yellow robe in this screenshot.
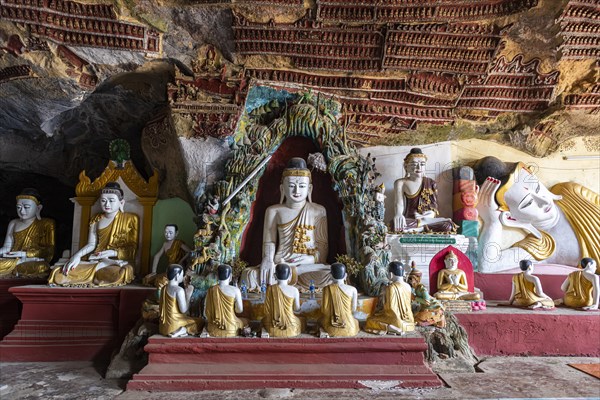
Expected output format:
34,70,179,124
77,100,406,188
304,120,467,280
262,285,302,338
563,271,594,308
48,211,138,286
365,281,415,334
158,287,202,336
205,285,245,337
319,284,359,337
435,269,480,300
512,272,555,308
0,218,55,278
143,239,186,288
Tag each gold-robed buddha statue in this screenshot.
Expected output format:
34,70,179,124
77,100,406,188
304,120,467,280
508,260,555,310
159,264,203,337
434,250,480,301
319,263,359,337
562,258,599,310
241,157,332,291
48,182,138,287
262,263,303,338
365,261,415,335
204,264,248,337
0,188,55,278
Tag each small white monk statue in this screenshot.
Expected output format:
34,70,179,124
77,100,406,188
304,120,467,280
241,157,332,291
48,182,138,286
204,264,248,337
508,260,555,310
392,148,456,233
262,263,303,338
434,250,481,301
159,264,203,337
319,262,359,337
143,224,191,288
0,188,55,278
561,258,599,311
365,261,415,335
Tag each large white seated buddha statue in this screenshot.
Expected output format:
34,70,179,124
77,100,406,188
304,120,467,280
241,157,332,291
0,188,55,278
48,182,138,287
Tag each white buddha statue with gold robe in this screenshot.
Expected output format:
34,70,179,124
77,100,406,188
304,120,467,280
262,263,302,338
0,188,55,278
48,182,138,286
159,264,203,337
241,157,332,291
204,264,248,337
319,262,359,337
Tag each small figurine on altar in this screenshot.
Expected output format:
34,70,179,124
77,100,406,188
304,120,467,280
365,261,415,335
561,258,599,311
143,224,191,288
392,148,456,233
406,263,445,328
319,263,359,337
508,260,555,310
159,264,203,337
204,264,248,337
434,250,481,301
0,188,55,278
262,263,302,338
48,182,138,287
241,157,332,291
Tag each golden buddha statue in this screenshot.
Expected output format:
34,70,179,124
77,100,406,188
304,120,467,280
48,182,138,287
392,148,456,233
434,250,481,301
406,262,445,328
204,264,248,337
561,258,599,310
241,157,332,291
508,260,555,310
159,264,203,337
319,263,359,337
474,156,600,273
262,263,302,338
365,261,415,335
143,224,191,288
0,188,55,278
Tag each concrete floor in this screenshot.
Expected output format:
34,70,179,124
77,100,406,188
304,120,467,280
1,356,599,399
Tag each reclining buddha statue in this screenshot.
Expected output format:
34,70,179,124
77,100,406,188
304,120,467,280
48,182,138,286
241,157,332,291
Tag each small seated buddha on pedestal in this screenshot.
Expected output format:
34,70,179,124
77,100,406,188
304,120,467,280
159,264,203,338
562,258,599,311
48,182,138,287
143,224,191,288
508,260,555,310
241,157,332,292
261,263,303,338
0,188,55,278
204,264,248,337
319,262,359,338
434,250,481,301
365,261,415,335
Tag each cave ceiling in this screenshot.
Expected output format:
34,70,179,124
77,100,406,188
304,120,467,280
0,0,599,200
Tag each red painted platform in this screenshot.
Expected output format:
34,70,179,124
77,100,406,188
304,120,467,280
0,278,46,339
128,335,442,391
474,264,578,301
457,305,600,356
0,285,154,362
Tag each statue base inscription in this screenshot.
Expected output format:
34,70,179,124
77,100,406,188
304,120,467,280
128,334,442,391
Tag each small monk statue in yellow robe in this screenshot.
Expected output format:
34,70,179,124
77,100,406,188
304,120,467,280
143,224,191,288
159,264,203,337
561,258,599,310
365,261,415,335
0,188,55,278
434,250,481,301
508,260,555,310
262,263,302,338
204,264,248,337
48,182,138,287
406,262,445,328
319,263,359,338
